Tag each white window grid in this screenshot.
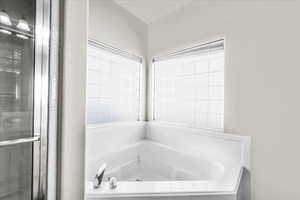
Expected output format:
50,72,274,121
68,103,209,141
87,42,142,124
153,41,224,130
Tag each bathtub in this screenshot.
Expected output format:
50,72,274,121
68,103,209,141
85,140,247,200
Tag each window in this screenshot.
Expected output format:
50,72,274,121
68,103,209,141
87,40,142,124
153,40,224,130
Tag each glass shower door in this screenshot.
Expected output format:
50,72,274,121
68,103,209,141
0,0,50,199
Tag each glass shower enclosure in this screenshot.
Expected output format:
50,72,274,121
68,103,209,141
0,0,50,199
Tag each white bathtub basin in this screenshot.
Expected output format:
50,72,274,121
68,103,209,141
85,140,244,199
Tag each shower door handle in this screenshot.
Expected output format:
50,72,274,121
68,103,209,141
0,136,40,148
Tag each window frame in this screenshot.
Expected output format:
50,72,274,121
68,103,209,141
151,39,225,131
87,39,143,125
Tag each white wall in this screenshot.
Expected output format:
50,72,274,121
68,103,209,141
48,0,60,199
89,0,147,58
86,0,148,186
89,0,148,120
148,1,300,200
87,0,147,140
60,0,88,199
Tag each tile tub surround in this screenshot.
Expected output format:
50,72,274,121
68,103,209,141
145,122,251,170
85,122,250,199
87,141,227,182
85,121,146,162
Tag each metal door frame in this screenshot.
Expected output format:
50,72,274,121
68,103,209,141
0,0,51,199
33,0,51,199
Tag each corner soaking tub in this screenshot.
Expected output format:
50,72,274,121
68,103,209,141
85,140,246,200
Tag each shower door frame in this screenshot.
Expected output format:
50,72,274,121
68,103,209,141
0,0,52,199
33,0,51,199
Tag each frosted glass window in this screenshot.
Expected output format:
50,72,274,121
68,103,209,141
87,42,141,124
153,40,224,130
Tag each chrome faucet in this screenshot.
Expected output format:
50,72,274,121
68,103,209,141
93,163,107,188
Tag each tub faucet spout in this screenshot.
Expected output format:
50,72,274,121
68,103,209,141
93,163,107,188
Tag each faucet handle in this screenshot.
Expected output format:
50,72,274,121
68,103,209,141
108,177,117,189
93,163,107,188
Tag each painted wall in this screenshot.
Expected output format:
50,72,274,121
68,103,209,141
48,0,60,199
89,0,148,121
87,0,147,151
148,1,300,199
89,0,147,58
86,0,148,189
60,0,88,199
59,1,149,199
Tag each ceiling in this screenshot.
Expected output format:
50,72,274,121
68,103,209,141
114,0,193,24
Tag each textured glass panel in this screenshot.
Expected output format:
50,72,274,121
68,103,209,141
0,38,34,141
154,42,224,130
0,143,33,200
0,0,35,199
0,0,35,141
87,45,141,124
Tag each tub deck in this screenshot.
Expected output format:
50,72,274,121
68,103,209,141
85,178,241,198
85,140,246,199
